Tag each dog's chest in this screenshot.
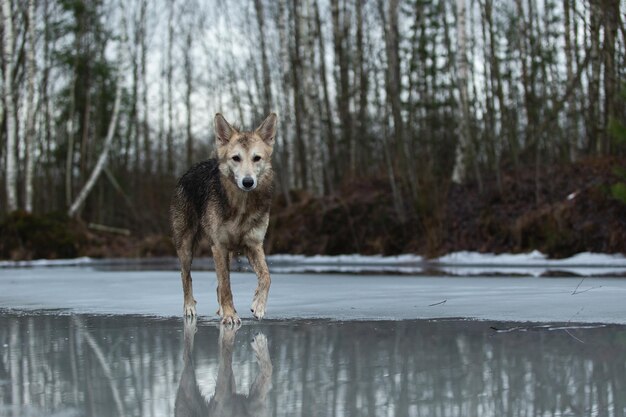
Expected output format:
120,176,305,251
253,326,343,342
218,203,267,249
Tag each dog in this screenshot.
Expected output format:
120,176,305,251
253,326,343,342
175,319,273,417
170,113,277,325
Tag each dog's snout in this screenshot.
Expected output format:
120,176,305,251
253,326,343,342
242,177,255,189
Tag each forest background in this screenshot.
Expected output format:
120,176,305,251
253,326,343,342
1,0,625,260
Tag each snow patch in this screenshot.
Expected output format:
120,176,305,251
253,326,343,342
267,253,423,264
1,251,626,276
0,257,94,268
436,251,626,267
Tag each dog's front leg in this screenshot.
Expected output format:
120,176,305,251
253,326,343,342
212,244,240,326
246,244,271,320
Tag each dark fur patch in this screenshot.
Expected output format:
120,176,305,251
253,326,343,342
176,159,228,217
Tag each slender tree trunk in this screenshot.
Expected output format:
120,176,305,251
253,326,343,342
128,25,139,176
276,0,292,202
254,0,272,116
313,0,337,186
331,0,352,177
355,0,368,173
139,0,150,174
2,0,18,212
601,0,618,154
291,0,308,188
452,0,473,185
383,0,405,160
68,75,123,218
377,0,406,221
563,0,576,161
587,0,601,154
42,0,53,208
184,31,193,167
65,59,79,207
166,1,175,174
24,0,37,212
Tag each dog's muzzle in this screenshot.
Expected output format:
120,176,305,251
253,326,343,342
241,176,256,191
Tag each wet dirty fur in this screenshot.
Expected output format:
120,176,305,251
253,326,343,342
170,113,277,324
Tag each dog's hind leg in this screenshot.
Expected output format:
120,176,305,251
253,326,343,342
177,232,197,317
246,244,271,320
212,244,240,326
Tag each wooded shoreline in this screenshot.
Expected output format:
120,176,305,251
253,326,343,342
2,156,624,261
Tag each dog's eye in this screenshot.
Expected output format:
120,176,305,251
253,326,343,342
232,155,241,162
253,155,261,162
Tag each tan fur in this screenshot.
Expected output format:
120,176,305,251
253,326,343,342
170,113,278,325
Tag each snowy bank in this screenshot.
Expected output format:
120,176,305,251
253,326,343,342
1,251,626,276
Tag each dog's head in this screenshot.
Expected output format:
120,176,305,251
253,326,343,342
214,113,277,192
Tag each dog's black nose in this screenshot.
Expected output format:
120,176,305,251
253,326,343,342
242,177,255,189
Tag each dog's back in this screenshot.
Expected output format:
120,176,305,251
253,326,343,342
170,159,225,250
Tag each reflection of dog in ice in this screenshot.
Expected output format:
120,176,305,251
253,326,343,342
175,318,273,417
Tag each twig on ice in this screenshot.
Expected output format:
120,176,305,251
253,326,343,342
572,278,602,295
572,278,585,295
428,300,447,307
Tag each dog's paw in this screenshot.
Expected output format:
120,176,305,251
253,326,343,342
183,299,197,317
251,295,267,320
221,313,241,328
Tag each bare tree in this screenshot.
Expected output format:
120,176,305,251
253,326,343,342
254,0,273,116
331,0,352,176
68,51,124,217
166,0,175,174
2,0,18,212
452,0,471,185
24,0,37,212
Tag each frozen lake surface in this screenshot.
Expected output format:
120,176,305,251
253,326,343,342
1,262,626,416
0,266,625,323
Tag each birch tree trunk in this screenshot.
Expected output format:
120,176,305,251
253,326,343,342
355,0,368,172
452,0,471,184
183,30,193,167
276,0,293,202
331,0,352,176
166,0,175,174
139,0,151,174
2,0,18,212
254,0,272,116
313,0,338,185
291,0,308,189
68,75,123,218
25,0,37,212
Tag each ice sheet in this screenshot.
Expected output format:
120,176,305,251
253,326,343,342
1,267,625,324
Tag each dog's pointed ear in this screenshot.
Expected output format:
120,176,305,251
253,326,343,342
215,113,237,146
255,113,278,146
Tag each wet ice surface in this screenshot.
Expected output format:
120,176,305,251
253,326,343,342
1,264,626,416
0,312,625,417
1,267,626,323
